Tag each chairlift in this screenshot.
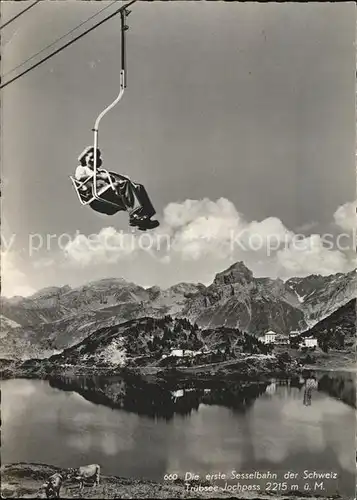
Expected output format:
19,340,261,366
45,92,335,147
70,1,136,216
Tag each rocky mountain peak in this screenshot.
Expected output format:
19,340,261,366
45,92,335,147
213,261,254,286
31,285,71,299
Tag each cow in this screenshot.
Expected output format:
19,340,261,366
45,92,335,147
41,472,63,498
67,464,100,490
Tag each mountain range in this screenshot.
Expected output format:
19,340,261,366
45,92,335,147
1,261,356,359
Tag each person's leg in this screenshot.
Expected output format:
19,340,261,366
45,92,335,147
116,179,158,223
134,183,156,219
106,173,159,229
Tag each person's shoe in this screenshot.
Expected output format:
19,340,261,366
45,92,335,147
136,218,160,231
129,215,141,227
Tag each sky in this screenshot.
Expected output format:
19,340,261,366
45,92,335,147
1,1,356,297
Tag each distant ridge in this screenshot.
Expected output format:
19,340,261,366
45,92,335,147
1,262,355,359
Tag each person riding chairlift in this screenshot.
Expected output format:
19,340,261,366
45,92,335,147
75,146,159,231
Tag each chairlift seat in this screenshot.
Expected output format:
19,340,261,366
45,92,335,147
70,171,126,215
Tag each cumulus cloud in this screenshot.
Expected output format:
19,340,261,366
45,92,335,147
1,251,36,297
61,197,356,283
63,198,293,266
276,234,351,277
333,200,356,232
63,227,140,266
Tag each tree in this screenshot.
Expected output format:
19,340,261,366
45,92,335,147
173,322,182,334
193,336,202,350
152,336,161,351
290,337,300,349
277,352,291,364
335,331,345,349
320,341,329,353
163,327,172,343
225,345,231,358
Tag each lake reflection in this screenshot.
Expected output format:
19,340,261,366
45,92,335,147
1,372,355,497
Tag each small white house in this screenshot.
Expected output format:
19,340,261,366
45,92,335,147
299,337,318,349
266,331,277,343
170,349,184,357
305,337,318,348
259,331,277,344
184,349,203,357
162,348,204,360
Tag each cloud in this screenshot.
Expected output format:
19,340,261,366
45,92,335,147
61,197,356,284
162,198,240,229
161,197,246,261
63,198,292,265
293,221,319,233
1,251,36,298
32,257,55,269
276,234,351,277
333,200,356,232
63,227,140,266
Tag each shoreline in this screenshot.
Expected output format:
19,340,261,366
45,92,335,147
1,338,354,383
1,345,354,393
0,358,303,382
1,356,354,383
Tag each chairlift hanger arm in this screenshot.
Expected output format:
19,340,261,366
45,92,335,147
92,0,137,199
120,1,137,86
118,0,137,13
119,0,137,82
93,0,136,134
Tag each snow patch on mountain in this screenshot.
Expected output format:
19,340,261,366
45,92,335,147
295,292,306,303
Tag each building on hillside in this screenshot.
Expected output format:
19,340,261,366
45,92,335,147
305,337,318,348
299,337,318,349
162,348,204,359
265,330,277,343
289,331,301,348
183,349,203,357
275,334,290,346
259,330,277,344
165,349,184,358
